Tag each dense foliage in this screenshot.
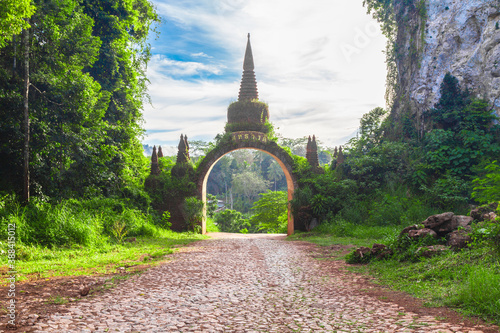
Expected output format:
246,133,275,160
214,191,288,234
0,0,35,47
0,194,160,248
292,73,500,227
0,0,158,200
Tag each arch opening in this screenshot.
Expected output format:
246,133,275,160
200,147,295,236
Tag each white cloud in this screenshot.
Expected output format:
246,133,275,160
144,0,387,149
191,52,213,58
151,55,224,76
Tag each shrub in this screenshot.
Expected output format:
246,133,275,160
388,233,444,262
183,197,204,232
249,191,288,233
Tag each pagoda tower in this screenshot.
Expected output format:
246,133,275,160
226,34,270,133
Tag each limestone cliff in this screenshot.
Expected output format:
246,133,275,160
391,0,500,123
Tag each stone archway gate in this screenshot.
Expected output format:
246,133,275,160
196,131,298,235
145,34,326,235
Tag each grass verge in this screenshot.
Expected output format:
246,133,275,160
0,229,207,285
288,220,399,249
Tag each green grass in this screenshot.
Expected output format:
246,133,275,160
288,220,399,248
0,229,206,284
46,295,69,305
288,233,379,248
447,263,500,322
206,217,220,232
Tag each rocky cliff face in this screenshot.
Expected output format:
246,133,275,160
393,0,500,121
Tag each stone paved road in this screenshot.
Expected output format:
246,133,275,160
32,235,492,332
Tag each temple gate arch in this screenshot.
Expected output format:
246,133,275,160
196,136,298,235
146,34,326,234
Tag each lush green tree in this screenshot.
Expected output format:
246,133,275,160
206,193,218,218
428,73,471,131
0,0,106,198
0,0,158,201
250,191,288,233
80,0,159,194
416,75,500,207
267,161,284,191
359,107,387,144
232,170,270,203
0,0,35,47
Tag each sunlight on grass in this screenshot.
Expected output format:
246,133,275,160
0,229,207,285
288,222,399,248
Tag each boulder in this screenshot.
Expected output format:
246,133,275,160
434,215,473,236
446,226,473,251
415,245,448,258
453,215,474,227
79,284,90,296
483,212,498,222
408,228,437,239
470,203,498,221
399,224,420,237
422,212,472,236
422,212,454,230
347,246,373,264
354,247,371,258
371,243,393,259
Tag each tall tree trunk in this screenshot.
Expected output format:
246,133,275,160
230,189,233,210
13,35,17,73
22,23,30,203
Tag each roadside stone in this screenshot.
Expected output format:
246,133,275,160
422,212,455,230
371,243,393,259
434,215,473,236
400,224,420,237
447,226,473,250
408,228,437,239
354,246,371,258
416,245,449,258
471,203,498,221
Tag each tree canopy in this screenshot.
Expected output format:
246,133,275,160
0,0,158,200
0,0,35,47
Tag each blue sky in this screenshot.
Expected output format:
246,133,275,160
143,0,387,154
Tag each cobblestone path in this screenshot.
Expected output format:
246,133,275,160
32,236,491,332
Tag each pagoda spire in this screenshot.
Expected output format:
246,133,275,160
306,135,319,168
238,33,259,101
176,134,190,164
150,145,160,175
